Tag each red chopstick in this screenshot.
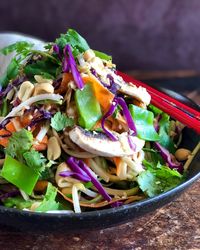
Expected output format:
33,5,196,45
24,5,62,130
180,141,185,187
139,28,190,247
118,71,200,134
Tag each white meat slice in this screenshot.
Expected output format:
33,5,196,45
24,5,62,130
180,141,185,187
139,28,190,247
118,82,151,106
68,126,145,157
109,73,151,105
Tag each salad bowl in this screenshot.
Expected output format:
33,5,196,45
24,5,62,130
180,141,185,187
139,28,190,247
0,33,199,232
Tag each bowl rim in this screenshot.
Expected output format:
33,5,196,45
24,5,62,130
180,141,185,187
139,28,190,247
0,166,199,218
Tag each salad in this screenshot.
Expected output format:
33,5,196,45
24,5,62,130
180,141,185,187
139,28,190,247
0,29,191,213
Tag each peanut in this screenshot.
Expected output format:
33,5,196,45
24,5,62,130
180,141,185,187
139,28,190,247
17,81,35,102
47,136,61,160
175,148,191,161
34,83,54,96
34,75,53,85
83,49,95,61
6,88,15,100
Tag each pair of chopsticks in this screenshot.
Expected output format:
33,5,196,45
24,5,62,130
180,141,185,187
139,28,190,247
118,71,200,134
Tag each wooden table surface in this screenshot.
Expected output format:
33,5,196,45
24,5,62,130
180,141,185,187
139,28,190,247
0,74,199,250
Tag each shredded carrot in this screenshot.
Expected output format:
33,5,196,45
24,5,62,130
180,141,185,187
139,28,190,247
0,136,10,147
0,121,17,147
55,73,73,94
32,135,48,151
34,180,48,192
32,143,47,151
5,122,16,133
82,75,114,111
113,157,122,176
83,158,90,166
20,114,32,127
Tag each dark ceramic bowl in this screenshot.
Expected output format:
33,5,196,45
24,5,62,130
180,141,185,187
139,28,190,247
0,34,200,232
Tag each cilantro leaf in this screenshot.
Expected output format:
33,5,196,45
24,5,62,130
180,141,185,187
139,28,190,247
158,113,176,153
6,129,33,162
143,148,164,167
23,150,46,174
35,183,59,212
0,41,33,55
3,196,33,209
0,58,19,88
24,59,58,79
55,29,90,57
129,104,159,141
51,112,74,131
0,41,34,88
138,161,183,197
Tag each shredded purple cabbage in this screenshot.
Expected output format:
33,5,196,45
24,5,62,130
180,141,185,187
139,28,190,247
111,201,123,208
127,135,136,151
0,117,12,130
66,157,90,179
90,68,98,78
90,68,108,88
12,97,21,107
101,100,118,141
107,74,120,94
154,142,183,172
53,44,62,61
90,69,119,94
101,96,137,141
116,97,137,136
53,78,62,90
66,157,112,202
62,45,70,73
28,110,52,127
154,115,160,132
0,191,20,200
64,45,84,90
59,170,91,182
78,160,112,202
0,77,26,106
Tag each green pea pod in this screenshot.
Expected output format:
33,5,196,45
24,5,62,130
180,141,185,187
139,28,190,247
129,104,159,141
75,84,102,129
1,155,40,195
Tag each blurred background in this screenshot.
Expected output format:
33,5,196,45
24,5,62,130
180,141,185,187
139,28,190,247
0,0,200,101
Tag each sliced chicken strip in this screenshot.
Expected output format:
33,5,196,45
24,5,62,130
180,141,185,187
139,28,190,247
119,83,151,106
68,126,145,157
109,73,151,105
